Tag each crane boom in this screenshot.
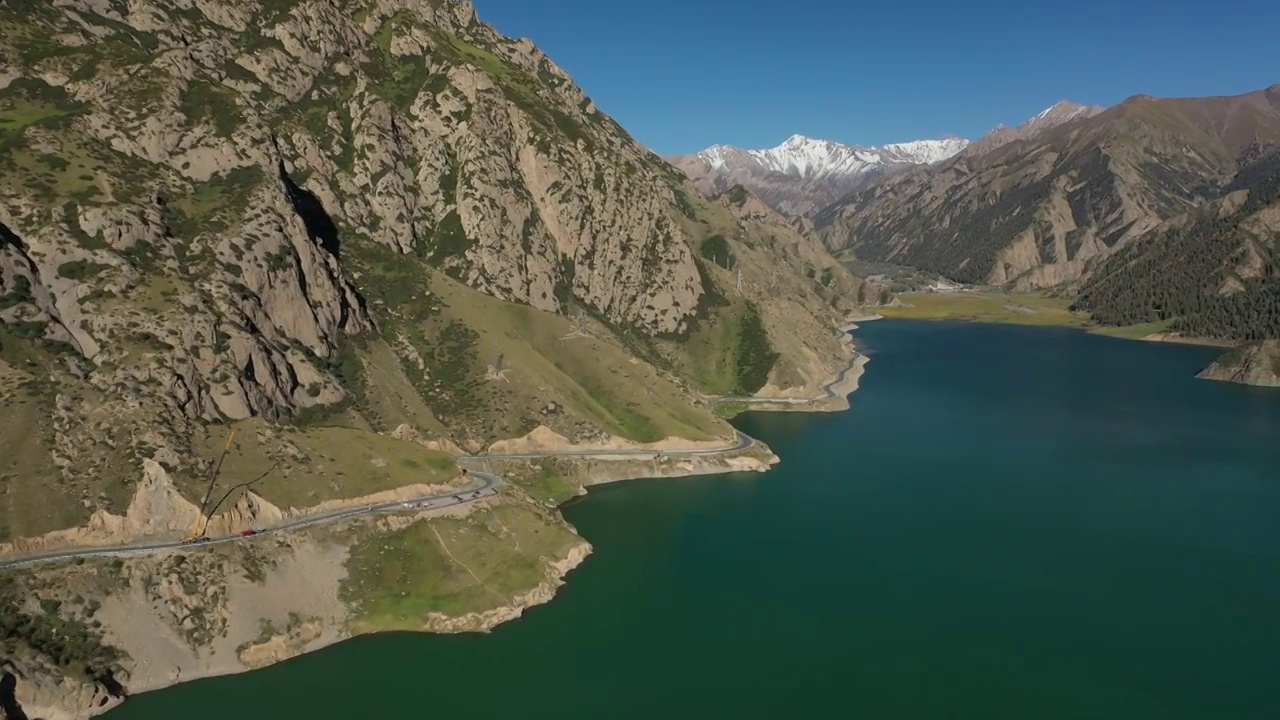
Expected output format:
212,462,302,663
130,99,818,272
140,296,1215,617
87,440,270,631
188,430,236,539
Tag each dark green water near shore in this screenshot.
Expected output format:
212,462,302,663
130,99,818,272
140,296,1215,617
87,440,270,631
110,321,1280,719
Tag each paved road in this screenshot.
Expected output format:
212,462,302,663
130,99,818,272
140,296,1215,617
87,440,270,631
459,430,754,462
0,472,499,572
0,320,874,572
0,432,758,572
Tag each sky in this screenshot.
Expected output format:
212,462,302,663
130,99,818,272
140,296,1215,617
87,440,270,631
473,0,1280,156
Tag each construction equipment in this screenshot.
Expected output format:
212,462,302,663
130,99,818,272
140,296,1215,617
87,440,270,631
188,430,235,540
560,309,591,341
485,352,509,381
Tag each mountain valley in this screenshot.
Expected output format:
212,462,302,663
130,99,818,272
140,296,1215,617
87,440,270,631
1,1,1278,717
0,1,881,717
811,87,1280,376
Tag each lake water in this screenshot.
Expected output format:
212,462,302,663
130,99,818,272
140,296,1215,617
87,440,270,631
109,321,1280,719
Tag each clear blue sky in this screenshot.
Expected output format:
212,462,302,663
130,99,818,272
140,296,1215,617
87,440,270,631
473,0,1280,156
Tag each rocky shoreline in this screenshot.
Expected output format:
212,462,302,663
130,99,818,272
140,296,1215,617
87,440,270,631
4,323,869,720
1196,340,1280,388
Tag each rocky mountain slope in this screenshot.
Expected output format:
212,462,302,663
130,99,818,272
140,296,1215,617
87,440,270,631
817,86,1280,291
668,135,969,216
817,86,1280,385
1196,339,1280,387
1073,143,1280,341
0,0,879,715
962,100,1104,156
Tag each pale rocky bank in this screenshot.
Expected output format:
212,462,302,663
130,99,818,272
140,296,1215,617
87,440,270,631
1197,340,1280,388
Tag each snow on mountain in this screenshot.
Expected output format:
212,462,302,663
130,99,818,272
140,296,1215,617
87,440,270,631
696,134,969,181
669,134,969,216
671,101,1104,217
1021,100,1104,133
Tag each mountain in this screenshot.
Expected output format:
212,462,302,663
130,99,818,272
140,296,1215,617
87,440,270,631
0,1,880,715
963,100,1104,155
1072,142,1280,340
669,102,1101,218
817,86,1280,292
1196,340,1280,387
668,135,969,216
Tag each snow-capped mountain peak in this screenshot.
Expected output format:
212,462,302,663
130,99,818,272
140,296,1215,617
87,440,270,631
964,100,1106,156
1023,101,1104,133
668,133,970,216
877,137,971,165
697,134,970,182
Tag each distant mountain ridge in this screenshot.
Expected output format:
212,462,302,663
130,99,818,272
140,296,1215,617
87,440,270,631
964,100,1105,155
816,84,1280,362
700,134,969,179
670,102,1103,217
668,135,969,216
817,85,1280,290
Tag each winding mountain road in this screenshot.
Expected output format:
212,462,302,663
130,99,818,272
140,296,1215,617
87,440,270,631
0,320,870,572
0,432,759,572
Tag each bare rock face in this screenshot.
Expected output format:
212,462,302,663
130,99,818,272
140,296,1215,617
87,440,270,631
3,662,122,720
0,0,714,476
0,5,879,719
1073,145,1280,341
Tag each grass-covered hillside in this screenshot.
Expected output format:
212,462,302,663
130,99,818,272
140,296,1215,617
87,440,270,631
0,0,874,548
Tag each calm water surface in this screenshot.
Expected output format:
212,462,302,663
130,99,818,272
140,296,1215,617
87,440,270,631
111,321,1280,719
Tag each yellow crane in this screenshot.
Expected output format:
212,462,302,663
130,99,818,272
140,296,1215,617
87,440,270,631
187,430,236,540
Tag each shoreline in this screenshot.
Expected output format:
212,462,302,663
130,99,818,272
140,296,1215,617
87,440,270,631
84,436,780,716
13,321,874,720
872,314,1269,389
877,291,1238,349
711,315,877,413
1130,332,1235,348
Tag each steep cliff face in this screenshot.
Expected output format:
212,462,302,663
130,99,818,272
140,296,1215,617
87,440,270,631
817,86,1280,291
0,3,874,704
0,0,870,527
3,0,703,352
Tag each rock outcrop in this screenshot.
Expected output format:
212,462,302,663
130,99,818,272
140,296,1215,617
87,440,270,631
1197,341,1280,387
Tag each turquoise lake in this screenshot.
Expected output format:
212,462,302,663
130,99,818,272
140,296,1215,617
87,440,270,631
109,320,1280,719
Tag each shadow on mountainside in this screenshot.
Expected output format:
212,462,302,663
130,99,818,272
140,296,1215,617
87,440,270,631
1,671,30,720
279,162,341,259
